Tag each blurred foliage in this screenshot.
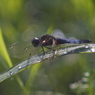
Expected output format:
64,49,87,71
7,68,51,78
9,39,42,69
0,0,95,95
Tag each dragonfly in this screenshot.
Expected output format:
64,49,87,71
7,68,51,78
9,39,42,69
9,31,91,78
32,34,91,53
9,32,91,58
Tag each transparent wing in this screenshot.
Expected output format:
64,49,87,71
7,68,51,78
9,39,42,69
52,29,80,46
52,29,66,39
9,40,40,58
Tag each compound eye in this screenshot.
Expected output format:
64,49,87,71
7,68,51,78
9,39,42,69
32,37,40,47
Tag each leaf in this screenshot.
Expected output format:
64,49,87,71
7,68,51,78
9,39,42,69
0,28,13,67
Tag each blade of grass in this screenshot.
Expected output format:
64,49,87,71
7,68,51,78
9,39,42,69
0,28,28,94
24,1,61,94
47,0,61,34
0,28,13,67
23,63,42,95
0,43,95,82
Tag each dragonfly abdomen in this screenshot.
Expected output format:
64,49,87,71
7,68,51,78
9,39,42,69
56,38,91,44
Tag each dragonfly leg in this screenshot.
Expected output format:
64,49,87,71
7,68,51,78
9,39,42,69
41,46,45,55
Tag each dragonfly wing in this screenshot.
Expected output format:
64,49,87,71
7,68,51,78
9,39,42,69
52,29,66,39
9,40,37,58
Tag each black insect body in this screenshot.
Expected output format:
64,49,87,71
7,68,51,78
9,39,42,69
32,34,91,48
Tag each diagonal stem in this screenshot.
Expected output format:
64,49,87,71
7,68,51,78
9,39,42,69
0,44,95,82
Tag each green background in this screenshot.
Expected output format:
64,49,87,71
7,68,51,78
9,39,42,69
0,0,95,95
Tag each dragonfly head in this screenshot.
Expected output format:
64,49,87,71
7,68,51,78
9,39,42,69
32,37,40,47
